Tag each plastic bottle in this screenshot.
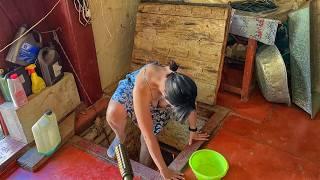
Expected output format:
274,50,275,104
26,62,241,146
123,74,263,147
32,110,61,156
25,64,46,94
5,25,42,66
0,69,12,102
7,73,28,108
38,45,64,86
7,66,32,96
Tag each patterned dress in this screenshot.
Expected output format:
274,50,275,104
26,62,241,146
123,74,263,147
111,67,173,135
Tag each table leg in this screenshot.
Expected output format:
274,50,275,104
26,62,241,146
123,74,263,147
0,113,9,136
241,39,257,102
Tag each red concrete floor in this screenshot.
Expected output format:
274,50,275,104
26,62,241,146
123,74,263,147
184,91,320,180
5,90,320,179
7,145,122,180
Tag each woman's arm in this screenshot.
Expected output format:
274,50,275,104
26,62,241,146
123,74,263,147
188,110,197,130
133,87,167,170
133,86,183,179
188,110,210,145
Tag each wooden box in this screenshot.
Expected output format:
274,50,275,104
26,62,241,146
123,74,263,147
0,73,81,143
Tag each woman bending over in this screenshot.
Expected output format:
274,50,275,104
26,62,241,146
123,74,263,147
106,61,209,179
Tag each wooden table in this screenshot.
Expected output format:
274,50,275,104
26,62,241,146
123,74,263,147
222,3,291,101
222,38,257,102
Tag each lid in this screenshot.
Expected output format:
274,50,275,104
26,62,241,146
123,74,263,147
38,47,58,64
45,110,53,115
25,64,36,75
10,74,18,79
0,69,5,76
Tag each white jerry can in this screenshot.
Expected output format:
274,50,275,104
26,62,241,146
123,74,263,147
32,110,61,156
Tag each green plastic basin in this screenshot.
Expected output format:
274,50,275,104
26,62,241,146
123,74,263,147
189,149,229,180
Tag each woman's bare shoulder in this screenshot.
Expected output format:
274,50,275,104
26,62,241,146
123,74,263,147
134,71,150,97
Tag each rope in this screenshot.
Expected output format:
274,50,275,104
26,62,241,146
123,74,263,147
73,0,91,26
0,0,95,104
52,31,94,104
0,0,61,53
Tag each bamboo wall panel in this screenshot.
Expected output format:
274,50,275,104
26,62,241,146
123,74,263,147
132,3,230,104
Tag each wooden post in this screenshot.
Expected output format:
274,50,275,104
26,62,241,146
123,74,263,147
0,113,8,136
241,39,257,102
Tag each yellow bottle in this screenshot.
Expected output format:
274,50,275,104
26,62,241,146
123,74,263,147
25,64,46,94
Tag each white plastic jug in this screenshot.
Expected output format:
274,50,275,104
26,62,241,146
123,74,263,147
32,110,61,156
7,73,28,107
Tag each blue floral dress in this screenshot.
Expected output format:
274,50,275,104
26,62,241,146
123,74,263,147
111,67,172,135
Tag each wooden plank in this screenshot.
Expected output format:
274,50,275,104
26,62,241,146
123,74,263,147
132,3,231,105
132,53,221,86
135,14,227,43
16,147,46,172
132,48,221,72
157,117,207,151
89,0,140,90
0,137,27,173
138,3,228,19
157,102,221,150
196,81,217,103
168,105,230,172
158,104,229,151
213,4,232,105
70,136,162,180
17,112,75,172
222,83,242,95
240,39,257,102
132,58,220,86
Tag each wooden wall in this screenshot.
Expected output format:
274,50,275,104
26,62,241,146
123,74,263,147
132,3,230,105
89,0,140,91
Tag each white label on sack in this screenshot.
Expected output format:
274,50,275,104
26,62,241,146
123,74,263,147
19,75,25,84
52,62,62,77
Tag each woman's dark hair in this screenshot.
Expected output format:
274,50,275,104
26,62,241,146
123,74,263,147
165,61,197,123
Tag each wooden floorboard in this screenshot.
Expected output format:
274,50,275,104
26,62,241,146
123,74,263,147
168,105,230,172
0,137,27,173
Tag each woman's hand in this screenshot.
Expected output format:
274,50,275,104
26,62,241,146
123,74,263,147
187,111,209,145
160,167,185,180
188,131,210,145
